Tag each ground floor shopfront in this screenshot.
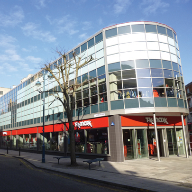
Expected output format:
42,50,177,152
0,115,189,161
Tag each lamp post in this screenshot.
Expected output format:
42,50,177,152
35,70,46,163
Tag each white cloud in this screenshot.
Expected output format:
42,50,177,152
26,56,43,63
22,22,56,42
114,0,132,14
82,21,92,30
46,15,79,35
141,0,169,15
79,33,88,40
35,0,47,9
0,34,17,49
0,6,24,27
0,62,18,72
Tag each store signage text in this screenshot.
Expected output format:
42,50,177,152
145,117,169,124
3,132,7,135
74,121,93,128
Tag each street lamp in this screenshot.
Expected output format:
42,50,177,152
35,70,52,163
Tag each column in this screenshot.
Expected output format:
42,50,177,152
153,113,160,161
181,114,189,158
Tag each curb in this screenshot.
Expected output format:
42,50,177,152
1,153,154,192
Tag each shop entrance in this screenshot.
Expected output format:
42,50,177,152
147,129,164,157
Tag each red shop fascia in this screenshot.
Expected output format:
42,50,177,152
0,117,109,136
121,116,186,127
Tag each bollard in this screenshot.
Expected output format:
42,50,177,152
7,145,8,154
19,147,20,156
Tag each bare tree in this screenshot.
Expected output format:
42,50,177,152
44,50,93,166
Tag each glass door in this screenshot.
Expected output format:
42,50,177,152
176,128,185,155
166,128,177,155
123,129,135,160
136,129,148,158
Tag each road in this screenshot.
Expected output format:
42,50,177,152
0,155,134,192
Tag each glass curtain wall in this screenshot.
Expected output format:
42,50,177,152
166,128,177,155
176,128,185,155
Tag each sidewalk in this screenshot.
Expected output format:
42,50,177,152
0,149,192,192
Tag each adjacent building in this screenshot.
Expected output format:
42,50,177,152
0,21,189,161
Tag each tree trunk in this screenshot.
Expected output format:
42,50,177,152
69,117,77,166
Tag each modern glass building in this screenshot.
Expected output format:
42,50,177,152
0,21,189,161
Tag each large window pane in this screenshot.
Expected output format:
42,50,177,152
118,25,131,34
81,42,87,52
110,90,123,100
89,70,96,79
95,33,103,44
91,95,98,104
109,71,121,82
157,26,166,35
166,88,175,97
167,29,173,38
122,69,136,79
153,88,165,97
98,74,106,85
76,92,82,100
138,88,153,97
152,78,164,87
137,69,150,77
90,86,97,96
97,66,105,76
121,60,135,69
136,60,149,68
137,78,152,87
99,93,107,103
145,24,157,33
162,60,172,69
132,24,145,32
110,81,122,91
105,28,117,38
83,89,89,98
151,69,163,77
108,62,121,72
99,84,107,93
123,79,137,89
88,38,94,48
150,59,162,68
165,79,173,87
172,62,179,71
164,70,173,78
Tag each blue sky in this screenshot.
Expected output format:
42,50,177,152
0,0,192,88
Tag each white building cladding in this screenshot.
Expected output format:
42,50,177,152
0,21,189,161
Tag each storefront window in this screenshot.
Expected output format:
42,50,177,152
87,128,108,154
176,128,185,155
137,129,148,158
75,130,85,153
166,128,177,155
30,134,37,150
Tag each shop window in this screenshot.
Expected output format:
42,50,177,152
83,89,89,98
150,59,162,68
109,71,121,81
137,78,152,87
76,92,82,100
157,26,167,35
151,69,163,77
145,24,157,33
166,88,175,97
75,130,85,152
105,28,117,39
138,88,153,97
95,33,103,44
123,79,137,89
136,60,149,68
153,88,165,97
118,25,131,34
110,81,122,91
121,60,135,70
132,24,145,33
139,98,154,107
152,78,164,87
124,89,137,98
110,91,123,100
136,69,150,78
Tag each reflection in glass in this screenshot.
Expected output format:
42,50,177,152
157,26,166,35
122,70,136,79
99,84,107,93
98,74,106,85
118,25,131,34
105,28,117,38
83,98,89,106
150,59,162,68
121,60,135,69
90,86,97,96
164,69,173,78
83,89,89,98
172,62,179,71
136,60,149,68
89,78,97,87
123,79,137,89
110,81,122,91
167,29,173,38
95,33,103,44
137,69,150,77
165,79,173,87
137,129,148,158
151,69,163,77
76,100,82,108
132,24,145,33
174,71,180,79
110,90,123,100
99,93,107,103
124,89,137,98
76,92,81,100
89,70,96,79
91,95,98,104
97,66,105,76
152,78,164,87
153,88,165,97
137,78,152,87
145,24,157,33
138,88,153,97
109,71,121,81
108,62,121,72
162,60,172,69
